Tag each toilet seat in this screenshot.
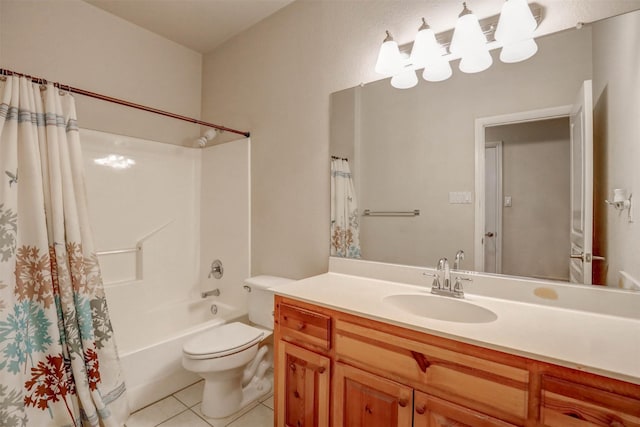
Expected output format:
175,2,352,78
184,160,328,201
183,322,264,360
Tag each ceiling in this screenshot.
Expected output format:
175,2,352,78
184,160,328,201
84,0,640,55
84,0,294,54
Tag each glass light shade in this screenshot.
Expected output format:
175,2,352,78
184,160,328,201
422,58,453,82
499,38,538,63
410,27,442,68
375,39,403,76
458,49,493,73
391,68,418,89
495,0,537,44
450,13,489,58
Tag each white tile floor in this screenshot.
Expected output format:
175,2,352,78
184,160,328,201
125,378,274,427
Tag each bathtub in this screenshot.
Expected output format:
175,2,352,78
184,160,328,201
115,298,244,411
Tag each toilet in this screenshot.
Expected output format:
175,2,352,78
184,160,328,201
182,275,293,419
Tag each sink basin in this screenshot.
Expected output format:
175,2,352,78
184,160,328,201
383,294,497,323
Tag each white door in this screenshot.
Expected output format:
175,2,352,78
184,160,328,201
484,143,502,274
569,80,593,284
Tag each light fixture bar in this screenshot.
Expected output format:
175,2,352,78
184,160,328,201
397,6,541,61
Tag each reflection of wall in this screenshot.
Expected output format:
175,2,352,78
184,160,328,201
592,10,640,288
351,28,591,267
486,119,570,281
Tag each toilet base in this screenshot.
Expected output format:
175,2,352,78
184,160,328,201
201,375,272,419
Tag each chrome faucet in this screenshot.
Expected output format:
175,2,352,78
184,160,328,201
439,258,451,291
429,254,472,298
454,250,465,270
201,288,220,298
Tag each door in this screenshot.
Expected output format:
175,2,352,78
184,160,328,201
276,341,330,427
413,392,518,427
569,80,594,284
333,363,413,427
484,142,503,274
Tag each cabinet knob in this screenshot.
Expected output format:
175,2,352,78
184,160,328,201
289,363,296,372
415,405,426,415
317,366,326,374
296,322,306,330
365,404,373,414
398,399,408,408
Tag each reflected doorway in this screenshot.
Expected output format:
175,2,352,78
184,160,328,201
483,118,571,281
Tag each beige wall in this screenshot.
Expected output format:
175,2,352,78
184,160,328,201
592,10,640,287
486,119,570,281
0,0,203,145
201,1,603,279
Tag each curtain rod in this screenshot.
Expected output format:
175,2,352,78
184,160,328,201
0,68,250,138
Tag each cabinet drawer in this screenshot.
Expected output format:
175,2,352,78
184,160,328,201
541,376,640,427
278,303,331,350
414,391,519,427
335,319,529,423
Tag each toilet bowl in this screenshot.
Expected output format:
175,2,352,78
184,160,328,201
182,275,293,419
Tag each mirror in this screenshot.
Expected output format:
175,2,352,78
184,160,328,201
330,9,640,289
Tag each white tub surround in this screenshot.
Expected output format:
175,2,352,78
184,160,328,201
273,260,640,385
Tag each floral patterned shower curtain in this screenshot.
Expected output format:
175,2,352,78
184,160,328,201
330,158,360,258
0,76,128,426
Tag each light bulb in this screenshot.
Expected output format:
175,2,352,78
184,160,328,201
499,38,538,63
391,68,418,89
375,31,404,76
450,3,492,73
495,0,538,63
422,59,453,82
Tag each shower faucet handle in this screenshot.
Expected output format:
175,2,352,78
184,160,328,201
208,259,224,279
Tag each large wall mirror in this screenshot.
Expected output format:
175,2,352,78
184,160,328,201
330,9,639,289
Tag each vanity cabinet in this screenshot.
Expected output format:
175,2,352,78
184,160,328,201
273,296,640,427
413,392,518,427
277,341,330,427
333,363,413,427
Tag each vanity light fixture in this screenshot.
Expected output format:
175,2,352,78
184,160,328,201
374,31,404,76
450,2,493,73
391,67,419,89
495,0,538,63
409,18,453,82
375,1,540,89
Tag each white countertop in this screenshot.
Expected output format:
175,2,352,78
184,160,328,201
274,272,640,385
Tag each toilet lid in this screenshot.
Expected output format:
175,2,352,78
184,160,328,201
183,322,264,359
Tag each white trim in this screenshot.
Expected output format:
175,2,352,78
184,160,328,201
485,141,503,274
474,105,572,272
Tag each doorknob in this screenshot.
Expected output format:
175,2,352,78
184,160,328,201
484,232,495,237
570,252,604,262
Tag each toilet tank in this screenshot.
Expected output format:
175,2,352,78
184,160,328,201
246,275,294,329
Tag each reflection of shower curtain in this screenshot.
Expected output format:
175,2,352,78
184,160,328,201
0,76,128,426
331,158,361,258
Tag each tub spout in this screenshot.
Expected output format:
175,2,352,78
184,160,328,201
201,288,220,298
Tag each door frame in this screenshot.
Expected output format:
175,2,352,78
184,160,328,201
484,141,503,274
474,105,572,272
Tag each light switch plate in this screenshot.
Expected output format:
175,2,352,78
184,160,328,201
504,196,512,207
449,191,473,204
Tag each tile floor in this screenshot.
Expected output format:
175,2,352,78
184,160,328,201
125,379,274,427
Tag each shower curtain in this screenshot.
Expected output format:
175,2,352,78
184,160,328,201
0,76,128,426
330,158,361,258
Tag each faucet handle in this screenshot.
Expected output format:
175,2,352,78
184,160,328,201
452,276,472,297
423,272,440,289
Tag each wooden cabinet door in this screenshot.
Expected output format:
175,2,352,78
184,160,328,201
333,363,413,427
413,391,518,427
276,341,330,427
